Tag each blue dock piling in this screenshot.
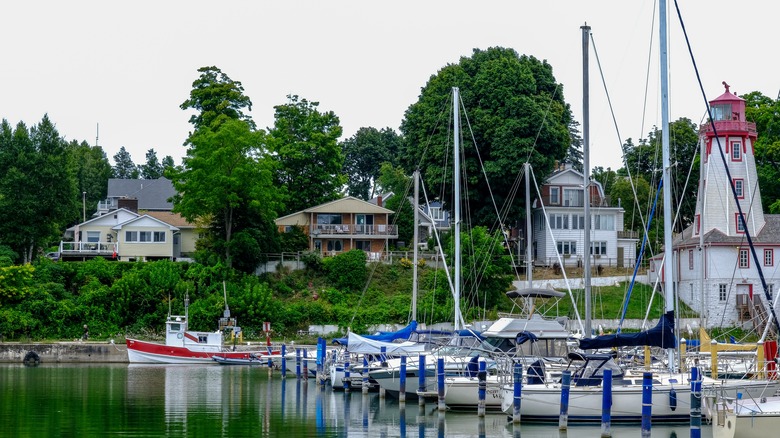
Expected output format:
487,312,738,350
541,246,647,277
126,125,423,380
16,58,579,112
641,372,652,437
477,358,486,417
437,357,445,411
690,367,701,438
344,360,351,392
601,368,612,437
303,348,309,380
281,344,287,378
399,356,407,403
418,354,427,407
559,370,571,430
512,362,522,424
362,356,369,394
296,348,301,379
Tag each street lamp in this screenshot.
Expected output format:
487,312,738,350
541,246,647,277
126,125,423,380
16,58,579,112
82,191,86,223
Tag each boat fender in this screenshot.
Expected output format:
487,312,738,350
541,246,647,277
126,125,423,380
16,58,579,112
669,388,677,411
23,351,41,367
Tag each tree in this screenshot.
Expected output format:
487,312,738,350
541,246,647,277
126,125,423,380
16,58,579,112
267,95,345,215
399,47,573,227
161,155,176,172
112,146,139,179
170,118,280,272
564,119,584,172
67,140,112,223
180,65,255,130
0,115,78,262
342,127,401,200
140,148,164,179
743,91,780,212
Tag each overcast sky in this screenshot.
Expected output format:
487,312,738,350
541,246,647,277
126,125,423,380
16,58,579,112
3,1,778,173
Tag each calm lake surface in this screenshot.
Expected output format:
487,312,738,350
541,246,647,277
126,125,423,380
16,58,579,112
1,363,710,437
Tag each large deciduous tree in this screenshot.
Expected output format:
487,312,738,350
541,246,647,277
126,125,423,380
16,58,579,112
0,115,78,262
267,95,345,215
171,66,281,272
342,127,401,200
399,47,573,227
743,91,780,213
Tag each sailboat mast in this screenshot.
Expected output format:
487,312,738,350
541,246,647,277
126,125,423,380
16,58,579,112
581,23,592,339
659,0,676,370
453,87,462,331
412,169,419,322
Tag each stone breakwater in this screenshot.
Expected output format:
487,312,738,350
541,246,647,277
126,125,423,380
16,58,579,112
0,342,129,363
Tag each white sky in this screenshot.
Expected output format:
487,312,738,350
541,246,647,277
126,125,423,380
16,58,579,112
2,1,778,172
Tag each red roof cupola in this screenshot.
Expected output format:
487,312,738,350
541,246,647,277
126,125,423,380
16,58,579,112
702,81,757,140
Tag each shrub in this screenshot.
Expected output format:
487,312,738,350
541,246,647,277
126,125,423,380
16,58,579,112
324,250,367,292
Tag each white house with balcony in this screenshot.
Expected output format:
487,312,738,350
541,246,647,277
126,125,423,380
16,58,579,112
532,164,637,268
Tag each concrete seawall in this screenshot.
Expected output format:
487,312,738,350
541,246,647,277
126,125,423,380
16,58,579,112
0,342,129,363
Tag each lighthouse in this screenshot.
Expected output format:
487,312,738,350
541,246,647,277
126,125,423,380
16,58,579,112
673,82,778,331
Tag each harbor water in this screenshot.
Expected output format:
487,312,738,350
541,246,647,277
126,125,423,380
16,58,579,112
0,363,710,437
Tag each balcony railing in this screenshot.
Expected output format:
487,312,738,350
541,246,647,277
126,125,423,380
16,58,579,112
617,230,639,239
310,224,397,237
59,241,118,256
700,120,756,135
538,196,612,208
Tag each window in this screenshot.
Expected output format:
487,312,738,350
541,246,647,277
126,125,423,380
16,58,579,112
86,231,100,243
739,248,749,268
731,141,742,161
590,241,607,256
695,214,701,235
549,187,560,205
317,214,342,225
768,284,774,301
733,179,744,199
593,215,614,231
154,231,166,242
571,214,585,230
563,188,583,207
550,213,568,229
689,250,694,270
719,284,727,302
736,213,746,233
711,103,732,121
126,231,137,242
139,231,152,242
428,207,444,221
765,249,774,267
355,241,371,251
556,241,576,255
326,240,343,252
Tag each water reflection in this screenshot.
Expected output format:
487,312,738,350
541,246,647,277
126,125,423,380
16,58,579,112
1,364,712,437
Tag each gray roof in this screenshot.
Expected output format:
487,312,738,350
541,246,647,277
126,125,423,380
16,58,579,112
107,177,176,210
675,214,780,247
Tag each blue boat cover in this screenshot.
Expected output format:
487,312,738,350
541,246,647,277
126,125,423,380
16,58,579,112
332,321,418,346
578,310,675,350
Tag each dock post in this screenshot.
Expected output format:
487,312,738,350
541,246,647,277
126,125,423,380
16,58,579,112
689,366,701,438
344,360,351,393
296,348,301,380
362,356,369,394
711,340,719,379
281,344,287,378
512,362,522,424
680,338,687,373
641,372,652,437
477,358,486,417
559,370,571,430
399,355,407,404
601,368,612,437
303,348,309,381
437,357,445,411
418,354,426,407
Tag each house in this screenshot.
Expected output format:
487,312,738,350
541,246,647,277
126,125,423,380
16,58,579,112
532,164,638,268
652,83,780,330
275,196,398,258
369,192,451,249
59,178,197,262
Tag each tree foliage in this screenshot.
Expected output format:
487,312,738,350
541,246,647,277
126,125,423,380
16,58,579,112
180,66,255,130
267,95,345,216
743,91,780,212
399,47,573,227
67,140,112,223
112,146,139,179
140,148,164,179
342,127,401,200
0,115,78,262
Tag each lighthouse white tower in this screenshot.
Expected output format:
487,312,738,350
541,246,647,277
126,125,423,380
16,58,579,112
674,82,779,331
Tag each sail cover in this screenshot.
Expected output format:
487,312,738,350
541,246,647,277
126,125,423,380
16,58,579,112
344,332,429,354
332,321,418,346
579,310,675,350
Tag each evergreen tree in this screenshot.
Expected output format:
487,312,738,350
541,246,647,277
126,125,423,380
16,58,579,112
112,146,139,179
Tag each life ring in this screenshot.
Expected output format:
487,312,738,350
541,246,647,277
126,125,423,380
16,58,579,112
177,333,183,339
23,351,41,367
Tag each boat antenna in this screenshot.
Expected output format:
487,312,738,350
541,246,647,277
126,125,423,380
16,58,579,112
184,291,189,321
167,293,171,318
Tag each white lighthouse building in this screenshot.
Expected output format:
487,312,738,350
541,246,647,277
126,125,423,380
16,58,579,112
671,82,779,331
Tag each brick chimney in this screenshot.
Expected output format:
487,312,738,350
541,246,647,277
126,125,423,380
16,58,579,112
377,195,383,207
118,197,138,213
